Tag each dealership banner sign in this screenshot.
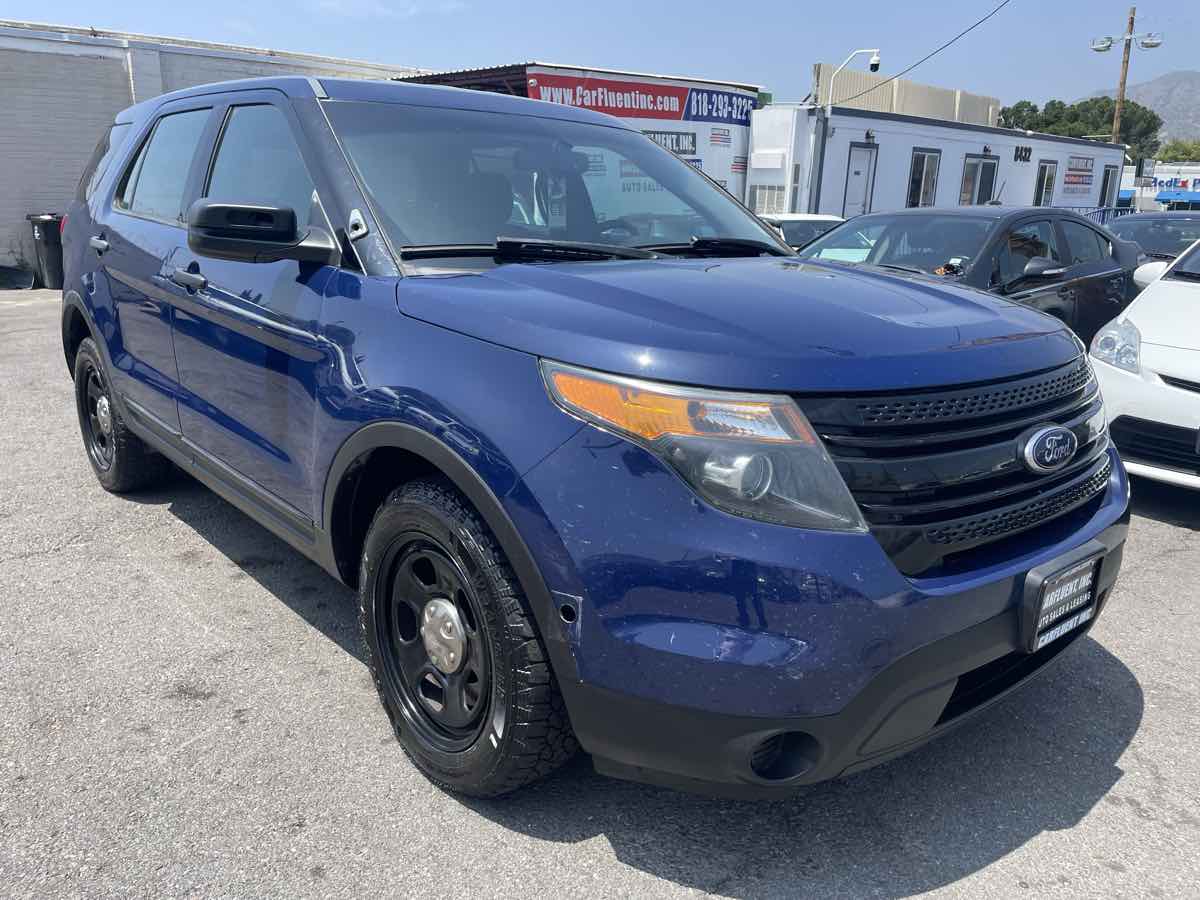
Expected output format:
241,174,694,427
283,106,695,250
526,65,757,198
1063,156,1095,196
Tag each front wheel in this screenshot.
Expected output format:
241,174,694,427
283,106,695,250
360,478,577,796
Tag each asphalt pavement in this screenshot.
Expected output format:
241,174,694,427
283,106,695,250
2,289,1198,898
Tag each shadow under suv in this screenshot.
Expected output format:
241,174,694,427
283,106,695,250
61,76,1130,798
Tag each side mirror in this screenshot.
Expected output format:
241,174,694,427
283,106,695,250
186,200,340,266
1133,260,1169,290
1022,256,1066,280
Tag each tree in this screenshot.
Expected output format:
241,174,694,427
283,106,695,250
998,100,1040,130
1157,139,1200,163
998,97,1162,158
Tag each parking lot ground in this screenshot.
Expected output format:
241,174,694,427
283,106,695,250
2,288,1199,898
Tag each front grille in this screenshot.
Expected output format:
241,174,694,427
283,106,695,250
855,362,1092,426
796,358,1112,577
925,457,1112,545
1110,416,1200,474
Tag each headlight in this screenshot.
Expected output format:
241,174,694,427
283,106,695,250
1090,319,1141,374
540,360,866,532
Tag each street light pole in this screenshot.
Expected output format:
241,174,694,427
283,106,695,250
1111,6,1136,144
825,48,881,119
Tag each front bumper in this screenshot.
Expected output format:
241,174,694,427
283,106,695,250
1095,348,1200,489
510,428,1131,798
563,524,1124,798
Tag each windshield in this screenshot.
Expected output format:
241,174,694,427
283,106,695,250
1167,240,1200,279
797,213,996,275
323,100,782,254
778,219,839,247
1110,216,1200,258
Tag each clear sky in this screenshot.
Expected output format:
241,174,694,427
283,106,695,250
1,0,1196,105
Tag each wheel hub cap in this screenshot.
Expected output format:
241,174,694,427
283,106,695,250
421,598,466,674
96,395,113,435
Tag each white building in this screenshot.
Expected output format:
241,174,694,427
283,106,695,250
1120,161,1200,210
0,20,422,271
747,74,1126,217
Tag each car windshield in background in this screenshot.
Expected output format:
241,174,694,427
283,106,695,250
1109,216,1200,259
1167,240,1200,280
796,213,995,275
322,101,780,255
779,220,838,247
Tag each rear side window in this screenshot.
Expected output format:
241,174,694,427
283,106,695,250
1000,220,1060,283
1061,220,1111,265
116,109,210,222
77,122,131,203
206,105,316,229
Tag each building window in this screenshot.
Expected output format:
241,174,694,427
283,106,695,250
1033,160,1058,206
749,184,786,215
790,163,803,213
1099,164,1120,207
906,149,940,207
959,155,998,205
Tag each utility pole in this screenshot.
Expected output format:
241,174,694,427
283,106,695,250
1111,6,1136,144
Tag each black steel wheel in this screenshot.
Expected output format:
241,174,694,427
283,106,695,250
377,537,492,753
81,360,115,472
72,338,170,493
360,477,577,796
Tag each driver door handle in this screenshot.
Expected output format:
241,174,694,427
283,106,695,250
89,235,109,254
170,268,208,291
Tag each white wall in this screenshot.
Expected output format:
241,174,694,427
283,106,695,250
746,105,810,213
0,20,421,270
0,45,131,268
815,112,1126,216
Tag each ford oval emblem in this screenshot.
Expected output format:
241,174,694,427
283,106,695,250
1021,425,1079,475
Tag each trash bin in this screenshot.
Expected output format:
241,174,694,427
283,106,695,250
26,213,64,290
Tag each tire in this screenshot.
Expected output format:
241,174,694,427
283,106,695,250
360,477,577,796
73,338,170,493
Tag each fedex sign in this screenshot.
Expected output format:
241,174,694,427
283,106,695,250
1153,176,1191,189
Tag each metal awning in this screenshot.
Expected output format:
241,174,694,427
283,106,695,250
1155,189,1200,203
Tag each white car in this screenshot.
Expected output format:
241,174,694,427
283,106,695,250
760,213,843,250
1091,240,1200,489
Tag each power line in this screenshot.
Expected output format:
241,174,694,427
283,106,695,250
832,0,1016,107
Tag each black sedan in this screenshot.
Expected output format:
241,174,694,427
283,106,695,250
1108,211,1200,260
797,207,1142,344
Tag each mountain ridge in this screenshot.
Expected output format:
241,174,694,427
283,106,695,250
1088,70,1200,140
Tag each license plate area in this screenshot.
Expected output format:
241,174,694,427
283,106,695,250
1025,556,1101,652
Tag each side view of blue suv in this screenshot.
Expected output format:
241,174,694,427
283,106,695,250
62,77,1130,798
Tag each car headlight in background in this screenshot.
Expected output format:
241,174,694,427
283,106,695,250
540,360,867,532
1090,319,1141,374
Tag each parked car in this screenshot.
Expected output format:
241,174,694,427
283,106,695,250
62,77,1129,799
1108,211,1200,261
1092,241,1200,489
760,213,843,249
797,207,1142,344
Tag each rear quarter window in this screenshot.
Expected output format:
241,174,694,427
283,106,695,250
76,123,132,203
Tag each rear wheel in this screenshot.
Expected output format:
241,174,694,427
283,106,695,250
72,338,170,493
360,477,576,796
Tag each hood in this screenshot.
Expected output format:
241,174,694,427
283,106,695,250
1128,277,1200,352
395,257,1083,393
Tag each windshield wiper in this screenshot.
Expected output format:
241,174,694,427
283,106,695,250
871,263,927,275
1167,269,1200,281
400,237,661,262
1143,250,1177,261
638,236,791,258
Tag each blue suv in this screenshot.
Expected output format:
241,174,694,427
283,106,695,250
62,77,1130,798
